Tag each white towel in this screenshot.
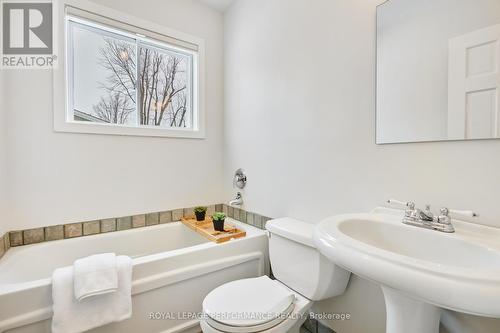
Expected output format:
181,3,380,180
51,256,133,333
74,253,118,301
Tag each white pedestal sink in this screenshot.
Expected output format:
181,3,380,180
313,208,500,333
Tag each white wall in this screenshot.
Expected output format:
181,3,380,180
223,0,500,332
377,0,500,143
2,0,224,231
0,66,6,235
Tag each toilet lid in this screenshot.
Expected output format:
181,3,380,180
203,276,296,328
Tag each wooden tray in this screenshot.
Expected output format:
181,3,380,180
181,216,246,243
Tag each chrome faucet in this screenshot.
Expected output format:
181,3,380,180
229,192,243,206
387,199,478,234
404,205,455,233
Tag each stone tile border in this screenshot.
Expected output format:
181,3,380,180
0,204,273,260
0,233,10,260
222,204,272,230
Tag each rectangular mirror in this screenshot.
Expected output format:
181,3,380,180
376,0,500,144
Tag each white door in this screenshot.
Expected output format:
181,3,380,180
448,24,500,140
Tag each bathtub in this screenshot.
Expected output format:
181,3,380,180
0,219,269,333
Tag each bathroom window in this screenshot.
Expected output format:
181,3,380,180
55,7,205,138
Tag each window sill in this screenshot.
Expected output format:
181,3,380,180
54,121,206,139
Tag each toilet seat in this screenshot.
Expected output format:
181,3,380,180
202,276,297,333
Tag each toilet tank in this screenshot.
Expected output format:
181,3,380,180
266,218,350,301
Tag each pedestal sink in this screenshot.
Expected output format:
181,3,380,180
313,208,500,333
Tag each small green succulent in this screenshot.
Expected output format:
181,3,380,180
212,212,226,221
194,206,207,213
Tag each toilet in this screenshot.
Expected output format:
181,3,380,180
200,218,351,333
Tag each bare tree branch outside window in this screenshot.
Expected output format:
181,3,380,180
93,38,189,127
93,92,135,124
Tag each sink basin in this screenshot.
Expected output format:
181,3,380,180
313,211,500,333
337,217,500,270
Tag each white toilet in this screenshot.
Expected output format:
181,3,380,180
200,218,351,333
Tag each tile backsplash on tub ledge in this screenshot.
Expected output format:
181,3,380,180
0,204,273,258
0,233,9,259
223,204,272,230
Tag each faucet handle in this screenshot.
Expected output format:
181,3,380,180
387,199,415,210
387,199,416,219
438,207,478,224
443,208,478,219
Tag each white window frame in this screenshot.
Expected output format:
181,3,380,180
53,0,206,139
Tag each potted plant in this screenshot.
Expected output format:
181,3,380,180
212,212,226,232
194,206,208,221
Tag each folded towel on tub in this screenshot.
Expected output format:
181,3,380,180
51,255,133,333
74,253,118,301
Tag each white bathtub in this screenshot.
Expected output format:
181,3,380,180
0,219,269,333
